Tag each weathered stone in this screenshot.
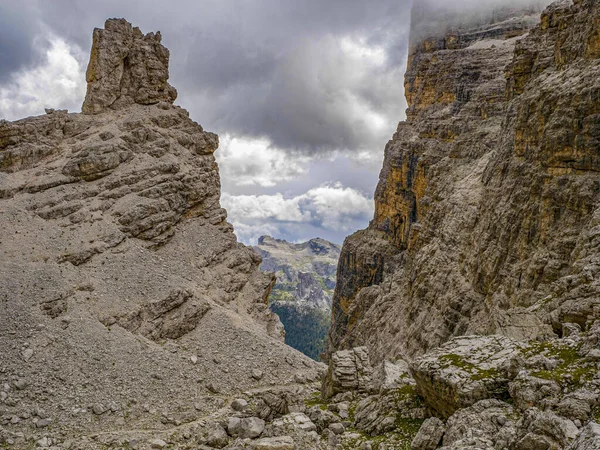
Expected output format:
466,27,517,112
566,421,600,450
508,373,561,411
149,439,167,449
411,417,445,450
231,398,248,412
322,346,373,398
329,422,345,435
410,335,524,417
0,16,315,442
442,399,517,449
372,359,411,393
556,390,599,422
82,19,177,114
512,408,579,450
206,424,229,449
250,436,295,450
227,417,265,439
92,403,107,415
327,0,600,368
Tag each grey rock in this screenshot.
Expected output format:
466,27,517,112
329,422,345,435
21,349,33,361
411,417,445,450
14,379,28,390
442,399,517,448
231,398,248,412
322,346,373,398
269,412,317,435
372,359,411,393
206,424,229,449
149,439,168,449
327,0,600,371
508,373,561,411
556,390,599,422
563,323,582,338
250,436,295,450
566,421,600,450
82,19,177,114
35,418,51,428
92,403,107,415
512,408,579,450
228,416,265,439
410,335,524,417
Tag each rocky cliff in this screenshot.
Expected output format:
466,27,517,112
328,0,600,365
254,236,341,360
0,19,323,449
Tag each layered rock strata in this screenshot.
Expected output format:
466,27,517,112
0,19,322,447
328,0,600,363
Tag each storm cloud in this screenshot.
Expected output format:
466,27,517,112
0,0,411,155
0,0,552,244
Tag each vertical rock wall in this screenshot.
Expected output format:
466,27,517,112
328,0,600,364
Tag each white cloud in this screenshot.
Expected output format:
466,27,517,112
0,36,86,120
221,192,309,223
222,182,374,244
216,134,310,188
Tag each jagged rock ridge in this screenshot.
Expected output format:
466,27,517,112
328,0,600,365
0,18,323,449
254,235,341,360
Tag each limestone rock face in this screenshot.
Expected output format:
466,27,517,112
82,18,177,114
328,0,600,364
0,19,322,445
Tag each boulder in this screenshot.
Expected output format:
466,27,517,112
411,417,445,450
266,412,317,436
227,417,265,439
512,408,579,450
206,424,229,449
442,399,517,449
322,347,373,398
372,359,411,393
566,421,600,450
556,390,599,422
410,335,525,417
508,373,561,411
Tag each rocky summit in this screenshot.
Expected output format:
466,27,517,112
0,19,324,450
254,236,341,361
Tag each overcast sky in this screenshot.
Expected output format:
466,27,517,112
6,0,545,245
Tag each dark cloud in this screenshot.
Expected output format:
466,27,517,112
0,0,411,155
0,2,41,82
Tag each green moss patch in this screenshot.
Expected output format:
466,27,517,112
523,341,596,387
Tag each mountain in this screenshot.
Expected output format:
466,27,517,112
320,0,600,449
254,236,341,360
0,19,323,449
328,0,600,363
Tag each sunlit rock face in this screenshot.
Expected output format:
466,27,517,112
328,0,600,364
